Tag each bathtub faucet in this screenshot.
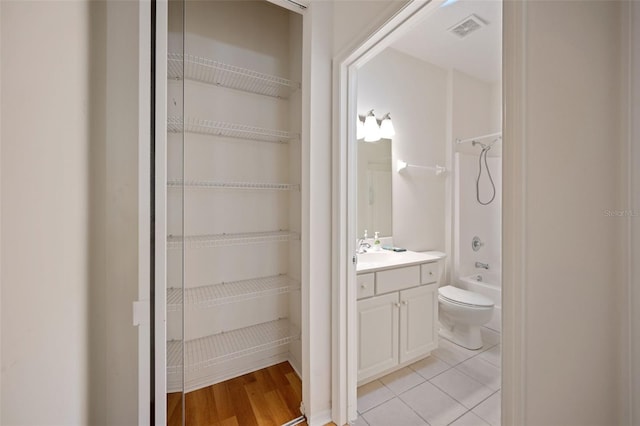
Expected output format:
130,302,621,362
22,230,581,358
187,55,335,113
475,261,490,270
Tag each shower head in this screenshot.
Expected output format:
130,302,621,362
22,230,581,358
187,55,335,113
472,137,499,150
472,140,491,150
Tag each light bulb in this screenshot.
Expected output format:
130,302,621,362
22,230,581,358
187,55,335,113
363,111,381,142
356,116,365,139
380,113,395,138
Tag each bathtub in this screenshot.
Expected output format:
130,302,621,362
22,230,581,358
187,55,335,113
456,274,501,332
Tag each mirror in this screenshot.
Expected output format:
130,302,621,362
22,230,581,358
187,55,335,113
357,138,392,237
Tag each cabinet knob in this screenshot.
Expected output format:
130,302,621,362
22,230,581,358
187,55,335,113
401,300,407,305
394,302,400,307
429,271,433,275
361,284,367,288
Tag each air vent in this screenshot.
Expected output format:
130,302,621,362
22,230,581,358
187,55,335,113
449,14,487,39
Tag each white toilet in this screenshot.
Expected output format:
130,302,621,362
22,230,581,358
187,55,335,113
438,285,495,350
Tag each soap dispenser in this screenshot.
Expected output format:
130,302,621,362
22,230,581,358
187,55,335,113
373,232,381,251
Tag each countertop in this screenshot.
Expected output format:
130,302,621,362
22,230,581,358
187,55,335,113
356,250,446,273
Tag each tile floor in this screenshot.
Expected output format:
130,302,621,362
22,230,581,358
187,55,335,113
356,328,501,426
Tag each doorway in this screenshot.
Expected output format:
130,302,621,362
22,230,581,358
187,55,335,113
332,1,512,424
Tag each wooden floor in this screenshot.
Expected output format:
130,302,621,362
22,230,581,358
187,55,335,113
168,361,306,426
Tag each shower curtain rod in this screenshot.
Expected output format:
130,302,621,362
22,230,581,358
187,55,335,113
455,132,502,145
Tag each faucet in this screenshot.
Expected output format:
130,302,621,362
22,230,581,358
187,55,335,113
357,238,371,253
475,261,489,270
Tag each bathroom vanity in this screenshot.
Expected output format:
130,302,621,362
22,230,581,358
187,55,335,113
356,251,444,385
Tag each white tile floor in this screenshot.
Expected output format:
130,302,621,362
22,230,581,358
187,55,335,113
356,328,501,426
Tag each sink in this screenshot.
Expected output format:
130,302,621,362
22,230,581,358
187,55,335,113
357,251,401,271
358,251,395,264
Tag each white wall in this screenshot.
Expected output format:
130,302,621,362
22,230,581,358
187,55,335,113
357,48,448,251
1,1,100,423
489,80,501,138
333,0,408,58
1,1,141,424
510,1,629,423
452,70,501,157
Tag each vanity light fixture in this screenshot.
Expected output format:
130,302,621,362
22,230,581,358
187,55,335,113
358,110,395,142
379,113,395,138
363,110,381,142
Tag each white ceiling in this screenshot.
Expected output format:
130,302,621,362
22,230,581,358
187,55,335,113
390,0,502,83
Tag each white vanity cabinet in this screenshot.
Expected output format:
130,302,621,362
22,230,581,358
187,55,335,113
357,258,441,384
357,292,399,381
399,284,438,363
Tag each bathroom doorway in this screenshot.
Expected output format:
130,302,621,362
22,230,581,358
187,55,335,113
332,1,505,424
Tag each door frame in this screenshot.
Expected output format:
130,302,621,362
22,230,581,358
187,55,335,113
150,1,311,424
152,0,168,423
628,1,640,422
331,0,527,424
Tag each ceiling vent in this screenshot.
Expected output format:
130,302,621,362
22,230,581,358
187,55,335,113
448,14,487,39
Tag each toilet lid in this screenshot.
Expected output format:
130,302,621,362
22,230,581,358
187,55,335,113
439,285,494,308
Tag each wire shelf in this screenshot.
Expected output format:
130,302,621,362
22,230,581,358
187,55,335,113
167,319,299,374
167,116,294,144
167,180,299,191
167,275,299,312
167,340,183,375
167,230,299,250
167,288,183,311
167,53,300,99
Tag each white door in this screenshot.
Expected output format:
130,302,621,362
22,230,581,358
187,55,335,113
399,284,438,363
357,292,399,382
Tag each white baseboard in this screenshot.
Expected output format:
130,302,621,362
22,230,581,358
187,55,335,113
287,353,302,379
307,408,332,426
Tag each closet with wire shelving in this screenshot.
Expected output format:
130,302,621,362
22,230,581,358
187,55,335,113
165,0,303,399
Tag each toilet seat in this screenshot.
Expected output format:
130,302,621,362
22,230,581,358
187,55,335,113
439,285,494,308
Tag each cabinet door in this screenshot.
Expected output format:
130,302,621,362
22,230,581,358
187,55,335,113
357,292,399,382
399,284,438,363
